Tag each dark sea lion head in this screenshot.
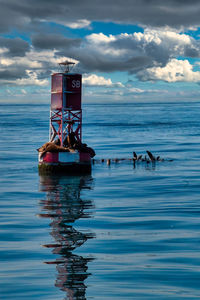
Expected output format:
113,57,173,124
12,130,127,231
54,138,61,146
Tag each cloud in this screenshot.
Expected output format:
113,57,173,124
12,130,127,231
0,47,72,85
0,68,26,80
84,84,168,101
83,74,124,87
127,87,148,93
4,29,200,75
1,0,200,33
32,34,81,50
15,70,48,86
72,29,200,74
1,28,200,86
58,19,91,29
0,37,30,57
138,58,200,82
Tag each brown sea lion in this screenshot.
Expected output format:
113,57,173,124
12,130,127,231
63,132,77,148
37,141,70,158
77,144,96,158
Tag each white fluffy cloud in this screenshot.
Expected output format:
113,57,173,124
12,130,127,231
83,74,124,87
0,48,76,86
72,28,200,74
138,58,200,83
1,28,200,87
15,70,48,86
0,56,42,68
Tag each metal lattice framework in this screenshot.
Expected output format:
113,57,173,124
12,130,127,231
49,108,82,145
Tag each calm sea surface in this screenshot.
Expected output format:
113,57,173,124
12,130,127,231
1,102,200,299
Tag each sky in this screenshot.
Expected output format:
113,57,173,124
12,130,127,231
1,0,200,103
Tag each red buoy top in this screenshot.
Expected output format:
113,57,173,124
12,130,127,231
51,73,82,110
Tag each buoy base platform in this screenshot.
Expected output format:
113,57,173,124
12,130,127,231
38,151,91,175
38,162,91,175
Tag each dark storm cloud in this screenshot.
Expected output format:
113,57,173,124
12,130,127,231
32,34,81,50
0,68,26,80
76,55,152,73
1,0,200,32
184,45,200,58
0,37,30,57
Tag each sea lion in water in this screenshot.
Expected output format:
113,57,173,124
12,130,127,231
133,152,137,160
146,150,155,161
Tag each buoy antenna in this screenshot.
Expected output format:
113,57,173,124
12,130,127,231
58,60,75,73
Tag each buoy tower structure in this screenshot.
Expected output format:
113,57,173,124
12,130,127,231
49,61,82,146
38,61,93,174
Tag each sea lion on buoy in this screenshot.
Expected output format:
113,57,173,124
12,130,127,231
63,132,77,148
37,140,70,158
63,131,96,158
78,145,96,158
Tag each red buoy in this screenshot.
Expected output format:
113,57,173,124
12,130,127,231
38,61,94,174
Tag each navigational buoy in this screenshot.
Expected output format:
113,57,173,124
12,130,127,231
38,61,95,174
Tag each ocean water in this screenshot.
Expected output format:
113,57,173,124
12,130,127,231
1,102,200,299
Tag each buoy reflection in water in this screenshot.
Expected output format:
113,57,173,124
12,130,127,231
38,175,95,299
